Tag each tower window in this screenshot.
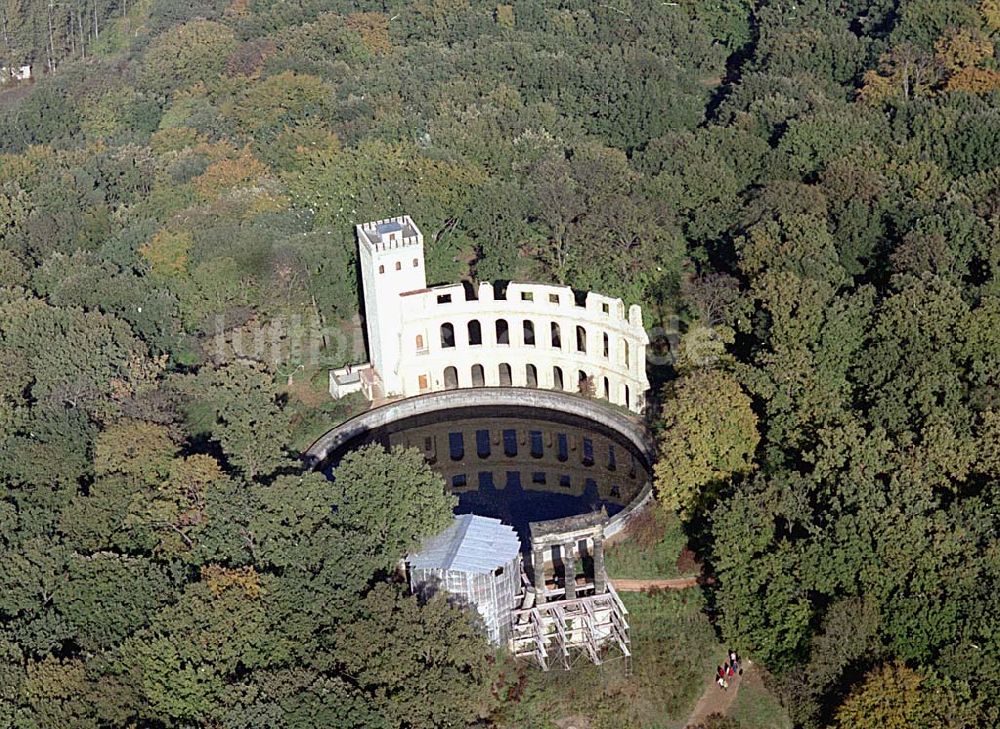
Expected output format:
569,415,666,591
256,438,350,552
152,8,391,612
395,261,401,271
379,265,385,274
412,258,419,267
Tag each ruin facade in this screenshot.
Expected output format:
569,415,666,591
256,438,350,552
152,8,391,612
331,215,650,414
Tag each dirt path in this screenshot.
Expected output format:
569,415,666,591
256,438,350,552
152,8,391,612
609,576,714,591
683,664,751,728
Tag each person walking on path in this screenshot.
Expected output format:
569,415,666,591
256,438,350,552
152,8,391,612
728,649,741,675
716,666,728,691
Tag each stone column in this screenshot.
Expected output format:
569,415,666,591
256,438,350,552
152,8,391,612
533,546,547,604
563,542,576,600
593,535,606,594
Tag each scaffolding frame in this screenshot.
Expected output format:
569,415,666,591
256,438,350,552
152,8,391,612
510,581,631,673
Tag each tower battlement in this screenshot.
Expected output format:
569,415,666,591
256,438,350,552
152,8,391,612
357,216,423,252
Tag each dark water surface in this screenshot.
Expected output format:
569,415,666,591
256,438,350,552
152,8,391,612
323,405,652,544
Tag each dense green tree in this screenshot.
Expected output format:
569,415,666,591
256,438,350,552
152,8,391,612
330,444,456,573
654,370,759,516
141,19,238,95
182,362,291,481
335,583,501,729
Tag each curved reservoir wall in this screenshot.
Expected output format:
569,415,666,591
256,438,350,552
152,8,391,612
305,389,656,541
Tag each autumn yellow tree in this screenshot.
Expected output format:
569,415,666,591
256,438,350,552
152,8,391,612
935,28,1000,93
834,662,933,729
858,44,939,103
654,369,759,517
140,229,193,276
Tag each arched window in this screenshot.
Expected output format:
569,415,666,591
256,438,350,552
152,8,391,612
378,265,385,274
444,366,459,390
415,334,425,351
395,261,401,271
496,319,510,345
551,322,562,348
624,384,631,409
623,339,630,369
471,364,485,387
499,363,512,386
576,326,587,353
525,364,538,387
468,320,482,346
603,377,610,399
440,323,455,348
553,366,564,391
578,370,589,395
523,320,535,346
412,258,419,267
603,332,609,358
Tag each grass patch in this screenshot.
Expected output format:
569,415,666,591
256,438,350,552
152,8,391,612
495,589,720,729
605,505,697,580
730,670,792,729
283,367,368,452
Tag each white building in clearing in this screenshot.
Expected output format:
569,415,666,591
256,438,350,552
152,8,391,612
331,215,650,413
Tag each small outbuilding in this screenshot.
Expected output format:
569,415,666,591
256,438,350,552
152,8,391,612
407,514,522,644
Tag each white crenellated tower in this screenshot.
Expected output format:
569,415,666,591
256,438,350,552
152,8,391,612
356,216,426,397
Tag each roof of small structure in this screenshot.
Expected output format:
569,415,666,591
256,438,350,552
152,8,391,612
408,514,520,574
376,221,403,236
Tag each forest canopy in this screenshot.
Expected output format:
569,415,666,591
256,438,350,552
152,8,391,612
1,0,999,726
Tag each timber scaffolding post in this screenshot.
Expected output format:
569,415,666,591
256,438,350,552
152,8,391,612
509,581,631,674
509,511,632,674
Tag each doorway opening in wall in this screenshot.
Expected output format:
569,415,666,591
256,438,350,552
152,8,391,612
603,377,610,399
576,326,587,353
472,364,485,387
525,364,538,387
444,366,459,389
499,363,512,386
496,319,510,345
553,366,564,390
551,322,561,348
624,384,631,409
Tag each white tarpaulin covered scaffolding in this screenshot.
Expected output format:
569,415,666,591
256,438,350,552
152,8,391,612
407,514,522,644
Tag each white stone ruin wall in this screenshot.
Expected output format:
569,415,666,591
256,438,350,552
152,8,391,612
392,280,649,413
355,216,650,413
